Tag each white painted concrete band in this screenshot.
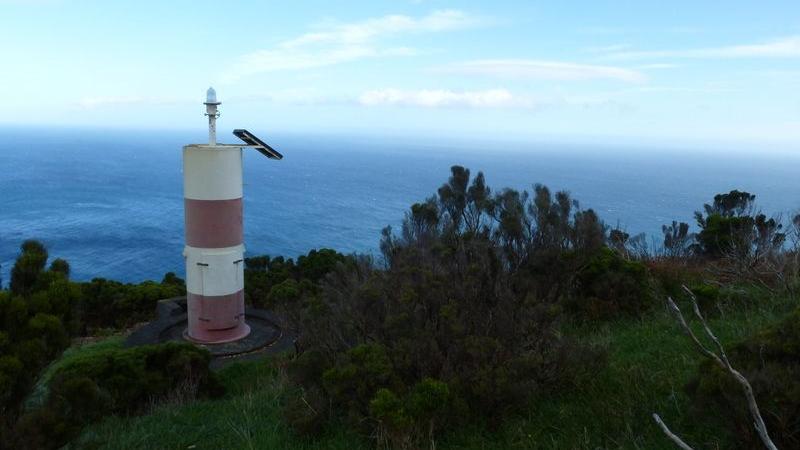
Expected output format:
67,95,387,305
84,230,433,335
184,244,245,296
184,244,245,255
183,145,243,201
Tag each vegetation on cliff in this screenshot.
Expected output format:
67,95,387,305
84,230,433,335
2,165,799,449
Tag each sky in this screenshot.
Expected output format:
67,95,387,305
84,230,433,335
2,0,800,147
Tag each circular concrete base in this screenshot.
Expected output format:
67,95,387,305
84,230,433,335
175,321,278,357
183,324,252,346
125,297,295,367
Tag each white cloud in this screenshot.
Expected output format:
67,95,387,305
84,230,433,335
439,59,645,83
358,88,533,108
223,10,478,81
228,88,349,105
285,9,476,46
605,36,800,60
578,26,703,36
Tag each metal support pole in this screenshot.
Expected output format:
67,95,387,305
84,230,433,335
206,103,218,145
204,87,221,146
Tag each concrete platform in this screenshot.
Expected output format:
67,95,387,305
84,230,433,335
125,297,295,368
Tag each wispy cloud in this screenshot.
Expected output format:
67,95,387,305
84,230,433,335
223,10,479,81
578,26,703,36
358,88,534,109
438,59,645,83
604,35,800,60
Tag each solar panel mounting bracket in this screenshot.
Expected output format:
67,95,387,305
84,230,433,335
232,129,283,160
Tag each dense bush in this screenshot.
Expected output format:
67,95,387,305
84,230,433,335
244,248,350,309
281,166,610,447
693,190,784,260
9,240,49,296
687,307,800,449
647,259,704,298
686,283,722,316
76,274,184,333
11,342,223,449
567,247,655,320
0,242,73,446
0,241,189,448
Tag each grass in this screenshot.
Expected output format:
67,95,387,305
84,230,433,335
438,288,795,449
64,289,795,450
72,356,366,450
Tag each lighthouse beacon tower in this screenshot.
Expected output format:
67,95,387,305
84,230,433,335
182,88,248,343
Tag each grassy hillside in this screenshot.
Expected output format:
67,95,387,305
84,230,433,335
66,289,794,450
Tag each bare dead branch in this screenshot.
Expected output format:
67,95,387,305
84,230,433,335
656,286,779,450
682,285,731,365
652,414,695,450
681,286,778,450
665,296,720,365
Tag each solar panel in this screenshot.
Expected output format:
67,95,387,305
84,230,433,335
233,129,283,160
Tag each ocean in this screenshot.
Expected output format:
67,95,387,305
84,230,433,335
1,127,799,284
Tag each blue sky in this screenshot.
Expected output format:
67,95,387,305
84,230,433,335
2,0,800,146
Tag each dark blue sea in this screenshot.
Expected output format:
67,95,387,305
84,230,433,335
1,127,799,284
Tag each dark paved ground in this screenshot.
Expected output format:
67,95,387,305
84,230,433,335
125,297,295,368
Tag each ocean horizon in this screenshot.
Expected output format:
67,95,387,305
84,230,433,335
2,126,799,285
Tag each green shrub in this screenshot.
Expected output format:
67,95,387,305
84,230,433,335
0,355,24,404
687,308,800,449
10,240,48,296
0,240,200,447
48,259,70,278
0,242,77,441
692,190,785,260
268,279,302,305
76,278,183,331
11,405,72,450
648,260,704,300
25,314,69,358
245,249,350,309
245,255,295,308
567,247,655,320
368,379,452,448
282,385,327,437
296,249,349,283
160,271,184,287
54,342,223,410
322,344,398,415
688,284,721,317
12,342,223,449
405,378,450,424
696,214,755,258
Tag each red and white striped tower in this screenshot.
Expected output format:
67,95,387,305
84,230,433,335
183,87,249,343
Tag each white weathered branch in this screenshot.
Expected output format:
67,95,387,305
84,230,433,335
652,413,695,450
655,286,779,450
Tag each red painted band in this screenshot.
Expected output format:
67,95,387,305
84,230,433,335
185,323,250,344
187,290,249,343
184,198,243,248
